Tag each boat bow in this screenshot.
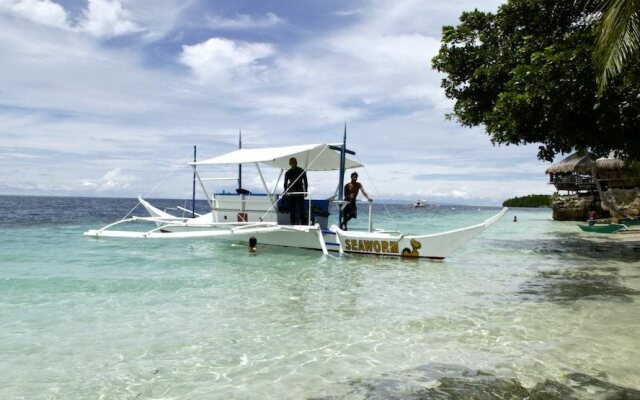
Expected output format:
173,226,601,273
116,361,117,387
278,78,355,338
331,207,508,259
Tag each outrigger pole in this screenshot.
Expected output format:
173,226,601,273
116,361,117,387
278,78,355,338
238,130,242,190
338,123,347,223
192,145,197,218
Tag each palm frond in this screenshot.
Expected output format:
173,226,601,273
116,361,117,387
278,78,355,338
594,0,640,93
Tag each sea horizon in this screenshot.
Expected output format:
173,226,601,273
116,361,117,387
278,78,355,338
0,193,509,208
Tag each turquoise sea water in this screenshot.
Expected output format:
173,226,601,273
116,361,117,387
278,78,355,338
1,196,639,399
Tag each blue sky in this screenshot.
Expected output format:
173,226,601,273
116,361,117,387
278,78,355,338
0,0,554,205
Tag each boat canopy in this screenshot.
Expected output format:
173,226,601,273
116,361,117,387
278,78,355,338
193,143,363,171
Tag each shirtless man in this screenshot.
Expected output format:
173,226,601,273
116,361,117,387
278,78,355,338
340,172,372,230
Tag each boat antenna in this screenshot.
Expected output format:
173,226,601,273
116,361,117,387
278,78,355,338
238,130,242,190
338,123,347,222
192,145,197,218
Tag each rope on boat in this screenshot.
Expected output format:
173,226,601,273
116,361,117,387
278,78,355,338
120,154,194,221
354,154,401,233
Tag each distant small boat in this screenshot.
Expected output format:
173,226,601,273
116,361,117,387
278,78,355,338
414,199,427,208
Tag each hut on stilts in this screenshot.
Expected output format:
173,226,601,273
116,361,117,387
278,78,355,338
545,152,640,221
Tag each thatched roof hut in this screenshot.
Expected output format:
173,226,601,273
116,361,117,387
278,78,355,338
596,158,626,171
546,152,639,192
545,152,625,175
545,152,595,175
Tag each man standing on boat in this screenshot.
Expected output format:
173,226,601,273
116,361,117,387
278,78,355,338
284,157,308,225
340,172,372,230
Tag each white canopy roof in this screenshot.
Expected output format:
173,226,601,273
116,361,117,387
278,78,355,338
193,143,363,171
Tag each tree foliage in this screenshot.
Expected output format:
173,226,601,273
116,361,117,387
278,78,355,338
502,194,551,207
431,0,640,162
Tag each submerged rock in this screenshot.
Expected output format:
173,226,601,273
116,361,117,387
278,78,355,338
564,373,640,399
520,268,639,303
310,363,640,400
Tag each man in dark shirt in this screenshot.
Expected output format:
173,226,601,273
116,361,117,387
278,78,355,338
284,157,308,224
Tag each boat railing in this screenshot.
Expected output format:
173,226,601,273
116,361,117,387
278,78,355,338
214,190,333,228
230,222,280,232
374,228,402,234
368,199,373,232
285,191,313,226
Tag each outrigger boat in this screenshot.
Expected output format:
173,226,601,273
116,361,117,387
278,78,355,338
577,218,640,234
578,223,628,234
84,138,507,259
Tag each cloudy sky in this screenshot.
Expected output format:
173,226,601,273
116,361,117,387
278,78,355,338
0,0,554,205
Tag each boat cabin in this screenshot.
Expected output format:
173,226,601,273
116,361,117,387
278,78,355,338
193,143,362,230
213,193,331,229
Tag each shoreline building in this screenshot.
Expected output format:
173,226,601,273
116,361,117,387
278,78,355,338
545,152,640,221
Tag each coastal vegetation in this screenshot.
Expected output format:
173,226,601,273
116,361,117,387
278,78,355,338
502,194,551,208
431,0,640,162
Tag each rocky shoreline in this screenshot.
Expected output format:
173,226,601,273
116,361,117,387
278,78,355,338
551,189,640,221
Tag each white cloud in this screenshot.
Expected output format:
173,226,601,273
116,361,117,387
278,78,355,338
0,0,69,28
185,5,449,121
321,32,441,104
0,151,41,159
0,0,144,38
0,15,180,125
334,9,362,17
207,12,283,29
450,190,471,199
78,0,142,38
80,168,134,191
179,37,275,83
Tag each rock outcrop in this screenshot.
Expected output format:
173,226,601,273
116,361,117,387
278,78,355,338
551,194,608,221
601,188,640,220
551,189,640,221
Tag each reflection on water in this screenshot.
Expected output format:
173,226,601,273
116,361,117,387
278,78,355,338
314,363,640,400
495,233,640,263
490,228,640,303
520,268,640,303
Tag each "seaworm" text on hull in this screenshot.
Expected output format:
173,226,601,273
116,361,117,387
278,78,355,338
343,239,399,254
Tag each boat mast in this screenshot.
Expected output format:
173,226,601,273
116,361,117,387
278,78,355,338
238,130,242,190
338,123,347,222
192,145,197,218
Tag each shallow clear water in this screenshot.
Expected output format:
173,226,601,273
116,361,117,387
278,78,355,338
1,196,639,399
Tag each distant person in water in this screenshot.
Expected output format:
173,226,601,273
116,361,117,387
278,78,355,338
284,157,308,225
249,237,257,253
513,216,517,222
340,172,372,231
